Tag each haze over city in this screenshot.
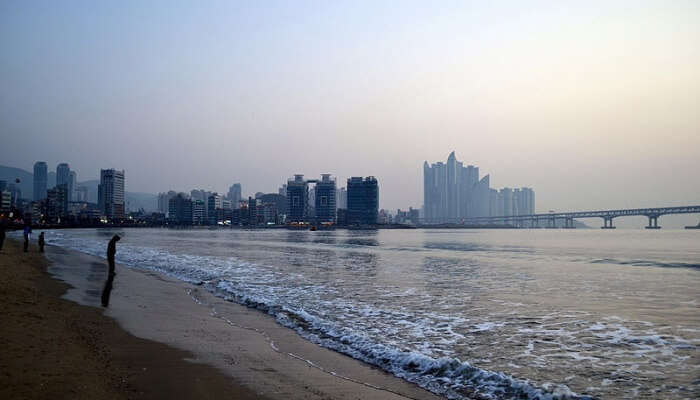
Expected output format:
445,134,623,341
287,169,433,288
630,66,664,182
3,3,700,400
2,1,699,220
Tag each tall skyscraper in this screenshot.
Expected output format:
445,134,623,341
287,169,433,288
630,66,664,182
33,161,48,201
98,169,125,219
286,175,308,222
423,152,534,223
192,200,206,225
228,183,242,208
168,193,193,225
347,176,379,225
56,163,71,201
157,191,176,215
208,193,223,225
336,187,347,209
69,171,77,202
47,184,68,222
314,174,336,223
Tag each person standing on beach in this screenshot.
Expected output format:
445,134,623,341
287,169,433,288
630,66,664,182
107,235,120,275
102,235,120,307
38,232,45,253
23,225,31,253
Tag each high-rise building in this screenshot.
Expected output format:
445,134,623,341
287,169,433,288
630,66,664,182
157,190,177,216
228,183,242,208
208,193,223,225
314,174,336,223
69,171,77,202
98,169,125,219
347,176,379,225
168,193,193,225
286,175,308,222
46,184,68,222
192,200,206,225
33,161,48,201
7,183,22,207
56,163,72,201
190,189,212,215
0,190,11,212
336,187,347,209
500,188,513,217
423,152,534,222
424,152,481,223
516,187,535,215
258,193,287,216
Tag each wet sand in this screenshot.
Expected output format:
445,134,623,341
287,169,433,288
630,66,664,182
0,239,268,400
2,238,444,400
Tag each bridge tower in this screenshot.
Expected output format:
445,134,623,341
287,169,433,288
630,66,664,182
601,216,616,229
645,215,661,229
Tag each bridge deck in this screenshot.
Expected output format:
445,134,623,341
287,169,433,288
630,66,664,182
456,205,700,223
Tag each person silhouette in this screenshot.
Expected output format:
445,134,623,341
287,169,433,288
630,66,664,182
23,225,31,253
38,232,45,253
107,234,120,275
102,234,121,307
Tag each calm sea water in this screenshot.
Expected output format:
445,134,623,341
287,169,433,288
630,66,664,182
42,228,699,399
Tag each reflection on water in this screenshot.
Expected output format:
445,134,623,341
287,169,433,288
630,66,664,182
41,228,700,400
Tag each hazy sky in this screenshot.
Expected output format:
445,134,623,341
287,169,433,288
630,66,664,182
2,1,699,223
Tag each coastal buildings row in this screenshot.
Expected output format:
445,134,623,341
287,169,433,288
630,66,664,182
423,152,535,223
162,174,379,227
166,191,284,226
5,159,384,228
1,162,125,225
286,174,378,226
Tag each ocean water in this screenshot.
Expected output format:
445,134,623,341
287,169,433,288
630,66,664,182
39,228,699,399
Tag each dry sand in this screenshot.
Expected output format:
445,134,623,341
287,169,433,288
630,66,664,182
1,238,445,400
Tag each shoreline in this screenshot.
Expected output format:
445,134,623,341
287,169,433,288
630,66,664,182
3,238,444,400
0,238,267,400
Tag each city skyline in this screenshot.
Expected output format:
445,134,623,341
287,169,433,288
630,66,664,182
2,157,700,228
1,1,699,219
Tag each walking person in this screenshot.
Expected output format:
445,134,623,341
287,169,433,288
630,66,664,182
38,232,45,253
23,225,31,253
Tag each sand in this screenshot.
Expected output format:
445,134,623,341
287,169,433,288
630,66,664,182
1,238,444,400
0,238,268,400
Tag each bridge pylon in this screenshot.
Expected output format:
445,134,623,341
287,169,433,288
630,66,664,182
645,215,661,229
601,216,616,229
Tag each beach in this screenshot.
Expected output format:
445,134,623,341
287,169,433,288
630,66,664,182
0,238,443,400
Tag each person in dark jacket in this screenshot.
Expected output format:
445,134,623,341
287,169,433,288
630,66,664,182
38,232,45,253
107,234,120,275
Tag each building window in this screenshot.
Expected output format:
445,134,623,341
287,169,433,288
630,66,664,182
293,196,300,206
320,196,327,206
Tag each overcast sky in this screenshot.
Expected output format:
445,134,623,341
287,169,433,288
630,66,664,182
1,1,699,224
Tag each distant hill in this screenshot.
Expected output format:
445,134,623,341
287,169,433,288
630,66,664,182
0,165,157,212
126,192,158,212
0,165,33,197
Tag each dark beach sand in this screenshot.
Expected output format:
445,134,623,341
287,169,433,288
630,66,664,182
0,239,267,400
